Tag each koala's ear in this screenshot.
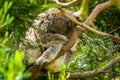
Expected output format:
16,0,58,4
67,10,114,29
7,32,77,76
37,13,47,20
33,13,48,28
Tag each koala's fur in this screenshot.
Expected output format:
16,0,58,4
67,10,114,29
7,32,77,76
19,8,77,73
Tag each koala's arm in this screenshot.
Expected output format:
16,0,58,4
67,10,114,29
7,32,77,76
35,33,68,66
35,43,63,66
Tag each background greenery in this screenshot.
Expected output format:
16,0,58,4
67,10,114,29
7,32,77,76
0,0,120,80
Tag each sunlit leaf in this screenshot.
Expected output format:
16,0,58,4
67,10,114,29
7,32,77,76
1,17,14,28
112,0,120,10
4,2,8,14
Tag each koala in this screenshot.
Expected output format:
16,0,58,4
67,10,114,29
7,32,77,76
19,27,70,72
20,8,77,73
19,27,68,66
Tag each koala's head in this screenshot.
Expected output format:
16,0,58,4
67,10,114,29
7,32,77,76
33,13,47,27
33,8,73,35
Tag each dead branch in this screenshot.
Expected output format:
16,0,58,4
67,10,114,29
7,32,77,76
69,56,120,79
60,8,120,42
52,0,81,8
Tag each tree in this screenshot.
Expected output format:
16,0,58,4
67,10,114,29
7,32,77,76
27,0,120,79
0,0,120,80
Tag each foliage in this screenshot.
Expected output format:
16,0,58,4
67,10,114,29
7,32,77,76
70,32,120,79
0,32,30,80
68,0,120,79
0,1,30,80
0,2,14,29
58,65,70,80
89,0,120,33
48,64,70,80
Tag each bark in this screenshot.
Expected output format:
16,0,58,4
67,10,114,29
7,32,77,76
84,0,113,25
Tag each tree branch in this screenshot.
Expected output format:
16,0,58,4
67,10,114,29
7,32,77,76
52,0,81,8
25,26,80,80
69,56,120,78
60,7,120,42
84,0,113,25
26,0,118,79
53,27,80,59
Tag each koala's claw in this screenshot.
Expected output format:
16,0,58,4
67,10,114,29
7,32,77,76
35,58,47,66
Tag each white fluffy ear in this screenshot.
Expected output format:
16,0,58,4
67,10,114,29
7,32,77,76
33,12,47,27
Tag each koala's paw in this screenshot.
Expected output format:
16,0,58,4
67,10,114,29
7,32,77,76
35,58,47,66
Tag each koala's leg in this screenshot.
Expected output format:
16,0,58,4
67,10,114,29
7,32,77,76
35,43,63,66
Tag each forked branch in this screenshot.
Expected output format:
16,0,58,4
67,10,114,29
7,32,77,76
60,8,120,42
84,0,113,25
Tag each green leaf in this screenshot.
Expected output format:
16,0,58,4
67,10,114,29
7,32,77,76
2,17,14,27
29,0,34,4
41,3,61,10
0,8,3,21
4,1,8,14
22,73,31,79
6,14,10,21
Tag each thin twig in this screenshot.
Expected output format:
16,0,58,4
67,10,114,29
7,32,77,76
109,27,120,33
